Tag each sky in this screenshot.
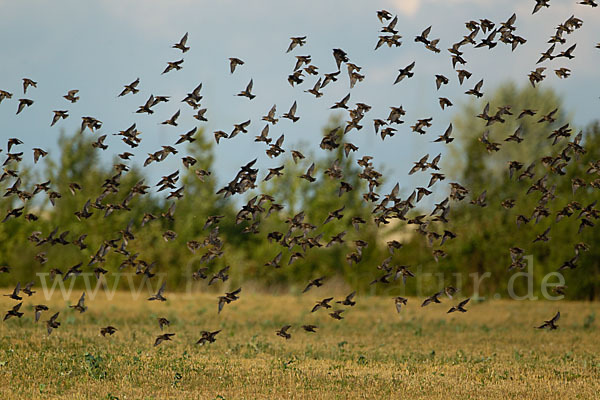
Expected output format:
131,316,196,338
0,0,599,202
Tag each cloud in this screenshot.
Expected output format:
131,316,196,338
387,0,421,17
386,0,494,17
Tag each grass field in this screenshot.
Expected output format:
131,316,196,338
0,290,599,399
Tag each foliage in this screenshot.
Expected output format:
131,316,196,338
1,84,599,300
410,82,600,299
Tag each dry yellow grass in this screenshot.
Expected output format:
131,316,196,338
0,290,599,399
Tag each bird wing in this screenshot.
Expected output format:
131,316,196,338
157,282,166,296
422,26,432,38
180,32,188,46
78,292,86,306
395,300,403,313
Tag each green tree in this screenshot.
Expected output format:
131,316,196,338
430,82,600,299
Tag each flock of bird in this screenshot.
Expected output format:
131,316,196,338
1,2,599,345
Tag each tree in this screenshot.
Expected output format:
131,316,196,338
427,82,600,299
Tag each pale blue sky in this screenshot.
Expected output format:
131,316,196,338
0,0,598,199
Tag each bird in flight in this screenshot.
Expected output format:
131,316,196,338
173,33,190,53
536,312,560,330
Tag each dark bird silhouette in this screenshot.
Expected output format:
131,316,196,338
536,311,560,330
173,32,190,53
209,266,230,285
538,108,558,124
533,0,550,14
305,78,323,97
321,71,341,88
376,9,392,22
422,291,443,307
148,282,167,301
282,101,299,122
237,79,256,100
554,68,571,79
529,67,546,87
465,79,484,97
34,305,48,322
229,57,244,74
456,69,472,85
329,310,345,320
435,74,449,90
16,98,33,114
299,162,316,182
337,291,356,306
63,89,79,103
158,317,170,331
312,297,334,312
381,15,398,34
196,330,221,345
217,287,241,313
51,110,69,127
287,36,307,52
22,78,37,93
470,190,487,207
447,298,470,313
262,104,278,125
63,262,83,281
303,277,325,293
229,119,251,138
395,265,415,284
162,59,184,74
439,97,453,110
70,292,87,313
161,110,181,126
414,26,432,45
537,44,555,64
46,312,60,335
332,48,349,70
176,128,197,145
276,325,292,339
264,252,283,268
136,95,156,114
119,78,140,97
3,302,23,321
533,226,551,243
154,333,175,346
394,297,408,312
434,124,454,143
4,282,22,300
0,89,12,104
91,135,108,150
557,44,576,59
395,62,415,84
558,255,579,271
101,326,117,336
22,281,35,296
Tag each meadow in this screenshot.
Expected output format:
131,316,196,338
0,290,599,399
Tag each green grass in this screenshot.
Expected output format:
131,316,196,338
0,291,599,399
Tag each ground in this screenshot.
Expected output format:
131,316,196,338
0,290,599,399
